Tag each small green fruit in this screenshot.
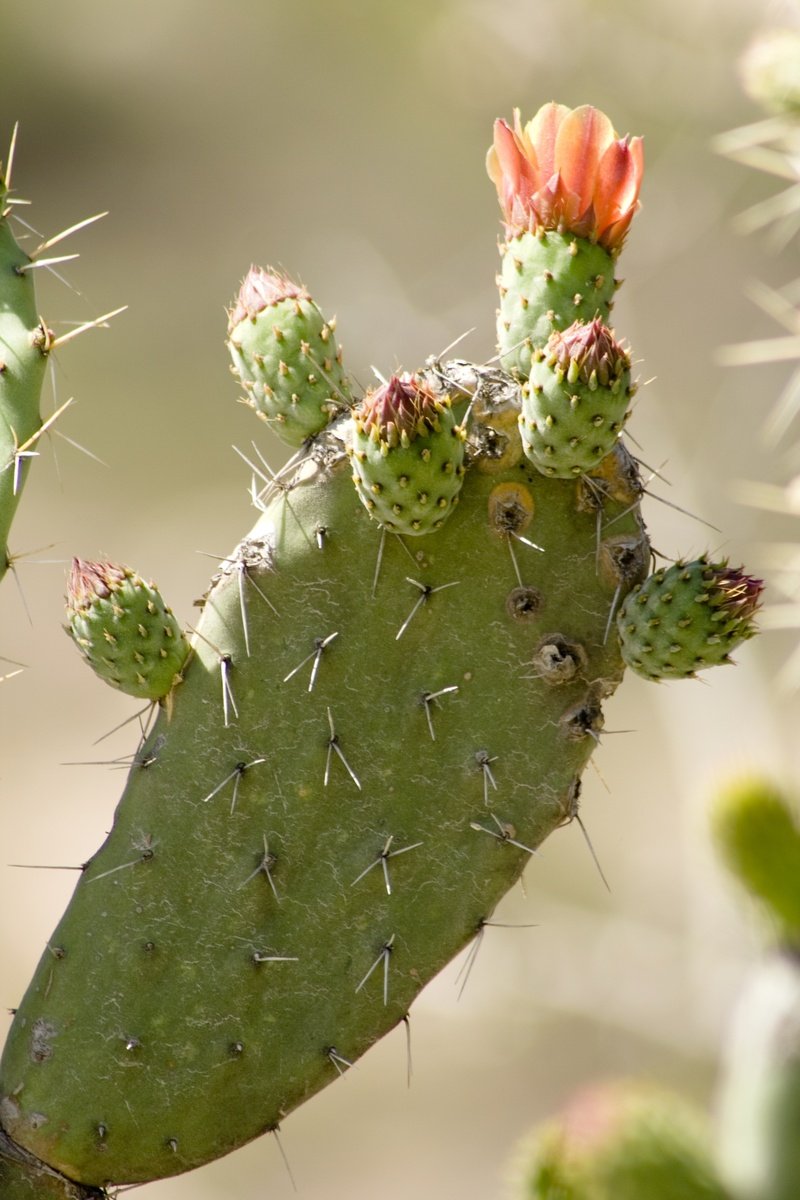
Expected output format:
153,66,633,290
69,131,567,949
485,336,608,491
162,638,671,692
519,318,632,477
227,267,351,446
616,557,763,680
66,558,189,701
347,373,466,535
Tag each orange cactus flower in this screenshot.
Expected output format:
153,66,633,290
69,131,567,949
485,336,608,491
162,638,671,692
487,102,644,251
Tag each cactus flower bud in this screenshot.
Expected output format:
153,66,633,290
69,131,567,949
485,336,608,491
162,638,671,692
617,558,764,680
487,102,644,250
520,318,633,477
227,266,351,447
348,373,465,535
66,558,189,700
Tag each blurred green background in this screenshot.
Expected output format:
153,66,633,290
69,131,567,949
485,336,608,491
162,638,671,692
1,1,798,1197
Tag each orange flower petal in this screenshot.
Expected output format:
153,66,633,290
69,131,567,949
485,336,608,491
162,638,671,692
488,118,540,220
594,136,644,246
553,105,616,215
525,101,570,184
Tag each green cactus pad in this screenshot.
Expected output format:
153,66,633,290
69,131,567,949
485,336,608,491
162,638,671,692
712,777,800,945
497,232,618,380
228,267,351,447
512,1081,727,1200
616,557,763,681
0,162,50,585
519,319,633,478
0,364,648,1187
347,373,466,535
66,559,190,701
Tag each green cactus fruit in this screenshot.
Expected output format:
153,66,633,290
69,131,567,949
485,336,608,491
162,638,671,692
511,1080,728,1200
716,951,800,1200
347,372,466,534
712,777,800,947
0,147,51,586
616,558,763,681
66,558,190,701
227,266,351,446
497,232,618,379
0,361,649,1188
519,318,633,478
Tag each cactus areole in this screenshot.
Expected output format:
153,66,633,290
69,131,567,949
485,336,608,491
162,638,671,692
0,103,760,1195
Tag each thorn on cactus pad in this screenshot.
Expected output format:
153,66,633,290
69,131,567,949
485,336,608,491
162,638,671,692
325,1046,354,1077
240,835,280,901
355,934,395,1006
282,631,339,690
470,812,539,856
421,685,459,740
395,577,460,641
324,707,361,790
350,836,424,895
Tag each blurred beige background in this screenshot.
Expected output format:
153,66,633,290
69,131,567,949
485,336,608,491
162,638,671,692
2,1,799,1197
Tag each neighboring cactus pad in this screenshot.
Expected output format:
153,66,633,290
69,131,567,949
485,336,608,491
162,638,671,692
511,1080,727,1200
487,103,644,378
519,318,633,477
0,147,50,586
227,266,351,446
66,558,189,701
616,558,763,680
347,373,466,534
712,777,800,947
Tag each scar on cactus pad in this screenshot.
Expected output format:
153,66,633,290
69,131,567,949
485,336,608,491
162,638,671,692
0,102,761,1197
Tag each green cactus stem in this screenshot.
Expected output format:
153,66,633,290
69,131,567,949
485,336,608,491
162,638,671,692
227,266,352,446
347,372,466,534
616,558,763,680
497,231,619,379
510,1080,728,1200
519,318,633,478
0,140,51,586
65,558,190,702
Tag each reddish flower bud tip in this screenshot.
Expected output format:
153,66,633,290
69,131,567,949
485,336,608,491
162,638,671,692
357,373,443,447
67,557,127,613
227,266,308,331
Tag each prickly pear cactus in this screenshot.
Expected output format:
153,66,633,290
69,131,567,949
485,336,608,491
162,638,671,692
0,103,761,1196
